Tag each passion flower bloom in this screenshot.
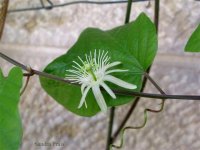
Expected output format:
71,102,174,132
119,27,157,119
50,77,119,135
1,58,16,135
65,50,137,112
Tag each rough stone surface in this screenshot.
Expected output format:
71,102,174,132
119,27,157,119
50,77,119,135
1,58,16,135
3,0,199,54
0,0,200,150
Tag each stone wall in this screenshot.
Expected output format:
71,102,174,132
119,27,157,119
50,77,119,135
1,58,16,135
0,0,200,150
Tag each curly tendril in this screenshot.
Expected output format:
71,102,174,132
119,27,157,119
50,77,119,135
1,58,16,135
110,99,165,149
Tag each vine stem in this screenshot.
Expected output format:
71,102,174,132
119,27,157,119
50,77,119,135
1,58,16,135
111,0,160,142
8,0,149,13
112,90,200,100
106,107,115,150
0,52,73,85
110,61,166,149
20,75,30,96
0,0,9,39
106,0,133,149
111,99,165,149
1,52,200,100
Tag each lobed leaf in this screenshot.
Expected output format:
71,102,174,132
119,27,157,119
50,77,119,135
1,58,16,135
40,13,157,117
0,67,23,150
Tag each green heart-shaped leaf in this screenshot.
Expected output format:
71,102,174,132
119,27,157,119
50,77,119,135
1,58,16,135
40,13,157,117
185,24,200,52
0,67,23,150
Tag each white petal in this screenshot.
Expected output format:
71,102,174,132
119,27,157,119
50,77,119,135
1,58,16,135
105,69,128,74
92,86,107,112
104,75,137,90
84,101,88,108
81,84,87,94
100,82,116,99
78,86,91,109
104,61,121,70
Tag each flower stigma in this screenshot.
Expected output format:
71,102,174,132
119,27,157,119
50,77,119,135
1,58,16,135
84,62,97,81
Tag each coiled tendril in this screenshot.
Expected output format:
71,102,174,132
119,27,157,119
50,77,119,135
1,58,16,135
110,100,165,149
110,73,166,149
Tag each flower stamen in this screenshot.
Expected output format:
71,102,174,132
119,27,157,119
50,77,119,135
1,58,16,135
84,63,97,81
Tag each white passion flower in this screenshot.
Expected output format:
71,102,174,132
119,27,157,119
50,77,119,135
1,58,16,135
65,50,137,112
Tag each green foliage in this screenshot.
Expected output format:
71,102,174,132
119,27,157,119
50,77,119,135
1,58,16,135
0,67,23,150
185,24,200,52
40,13,157,117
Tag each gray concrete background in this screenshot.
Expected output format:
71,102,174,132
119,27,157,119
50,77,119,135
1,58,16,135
0,0,200,150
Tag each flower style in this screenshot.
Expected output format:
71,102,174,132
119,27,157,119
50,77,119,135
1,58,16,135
65,50,137,112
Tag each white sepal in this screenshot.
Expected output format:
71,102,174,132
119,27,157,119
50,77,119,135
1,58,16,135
100,82,116,99
104,75,137,90
92,85,107,112
78,86,91,108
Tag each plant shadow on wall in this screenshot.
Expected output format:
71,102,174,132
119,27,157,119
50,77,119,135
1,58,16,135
0,1,200,150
